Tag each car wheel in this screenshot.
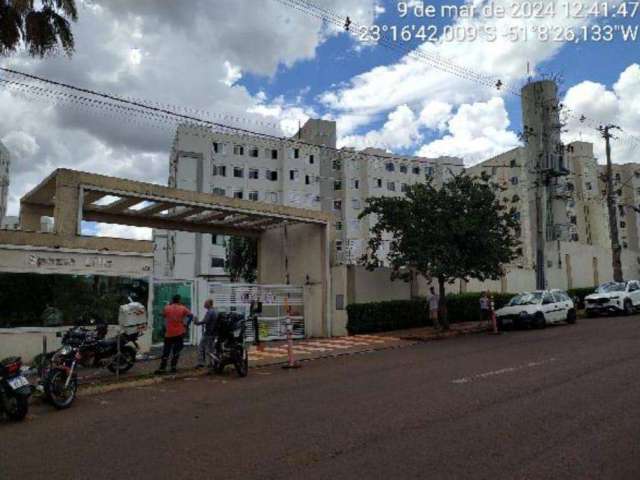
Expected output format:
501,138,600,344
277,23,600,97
534,312,546,329
566,309,577,325
624,299,633,316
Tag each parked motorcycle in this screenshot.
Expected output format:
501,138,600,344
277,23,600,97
0,357,33,421
41,336,82,409
209,312,249,377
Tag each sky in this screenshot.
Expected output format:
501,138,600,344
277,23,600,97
1,0,639,240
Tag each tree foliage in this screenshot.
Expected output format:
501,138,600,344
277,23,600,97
225,236,258,283
358,174,520,328
0,0,78,57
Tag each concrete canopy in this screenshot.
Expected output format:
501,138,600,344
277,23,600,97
17,168,330,242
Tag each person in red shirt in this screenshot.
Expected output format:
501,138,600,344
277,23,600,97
155,294,193,374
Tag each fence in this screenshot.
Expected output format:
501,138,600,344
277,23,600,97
207,283,305,341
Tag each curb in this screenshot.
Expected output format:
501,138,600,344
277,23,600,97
41,325,487,398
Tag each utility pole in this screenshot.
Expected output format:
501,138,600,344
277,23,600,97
600,124,624,282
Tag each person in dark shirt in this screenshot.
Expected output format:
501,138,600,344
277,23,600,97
195,299,218,368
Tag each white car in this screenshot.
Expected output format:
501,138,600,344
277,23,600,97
495,290,576,330
584,281,640,316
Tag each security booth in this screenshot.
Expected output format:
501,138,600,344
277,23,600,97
0,168,332,361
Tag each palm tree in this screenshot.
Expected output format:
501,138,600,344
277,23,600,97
0,0,78,57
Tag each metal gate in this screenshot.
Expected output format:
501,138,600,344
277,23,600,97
207,283,305,341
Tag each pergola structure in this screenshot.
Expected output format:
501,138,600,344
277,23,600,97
1,168,333,339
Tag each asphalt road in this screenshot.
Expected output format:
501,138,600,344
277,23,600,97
2,315,640,480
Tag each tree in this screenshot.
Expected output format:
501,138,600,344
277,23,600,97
359,174,520,330
225,236,258,283
0,0,78,57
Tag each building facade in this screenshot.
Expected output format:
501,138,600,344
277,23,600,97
0,141,10,222
155,120,464,278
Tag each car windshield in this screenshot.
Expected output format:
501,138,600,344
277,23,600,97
508,292,543,306
596,282,627,293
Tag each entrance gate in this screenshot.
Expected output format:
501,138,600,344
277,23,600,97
207,283,305,341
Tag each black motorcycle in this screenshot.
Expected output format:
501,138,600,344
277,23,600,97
41,334,83,410
210,313,249,377
0,357,33,421
56,322,140,374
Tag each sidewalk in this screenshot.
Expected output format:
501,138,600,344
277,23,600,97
75,321,489,389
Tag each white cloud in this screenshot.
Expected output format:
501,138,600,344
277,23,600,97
418,101,453,131
416,97,520,165
563,64,640,165
340,104,422,150
222,61,242,87
94,223,153,241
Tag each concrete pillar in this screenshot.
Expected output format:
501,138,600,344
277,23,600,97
19,203,45,231
53,173,80,238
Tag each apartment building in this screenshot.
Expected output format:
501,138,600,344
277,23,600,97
467,141,611,270
154,124,322,279
0,141,9,221
604,163,640,252
155,119,464,277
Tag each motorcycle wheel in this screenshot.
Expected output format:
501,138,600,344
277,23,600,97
44,369,77,410
235,350,249,377
3,393,29,421
106,346,136,374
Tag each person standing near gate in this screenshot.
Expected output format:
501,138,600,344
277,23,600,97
155,294,193,375
428,286,440,330
479,291,491,326
195,299,218,368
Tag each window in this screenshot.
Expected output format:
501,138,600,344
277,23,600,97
619,205,625,217
211,235,218,245
305,175,312,185
248,191,259,201
212,187,225,196
233,167,244,178
233,190,244,200
425,167,434,178
352,199,361,210
513,211,521,221
511,177,519,185
629,282,639,292
376,178,382,188
289,170,299,181
385,162,395,172
249,147,259,158
293,148,300,159
333,200,342,211
543,292,554,304
586,182,592,191
615,173,621,183
271,149,278,160
211,257,225,268
332,159,342,170
233,145,244,156
249,168,259,179
352,179,360,189
335,221,343,231
512,194,520,203
334,181,342,191
267,170,278,181
400,164,408,174
267,192,278,203
510,159,517,168
570,216,577,225
621,221,627,228
213,165,227,177
212,142,220,153
309,154,315,165
335,241,343,252
387,181,396,192
412,166,420,175
401,183,408,193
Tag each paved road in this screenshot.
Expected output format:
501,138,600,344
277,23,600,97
2,316,640,479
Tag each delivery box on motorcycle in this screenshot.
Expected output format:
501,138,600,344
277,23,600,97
118,302,148,335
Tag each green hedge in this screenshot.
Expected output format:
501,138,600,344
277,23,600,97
346,292,516,335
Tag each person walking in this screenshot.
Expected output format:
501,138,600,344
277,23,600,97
428,286,440,330
195,299,218,368
480,291,491,326
155,294,193,375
